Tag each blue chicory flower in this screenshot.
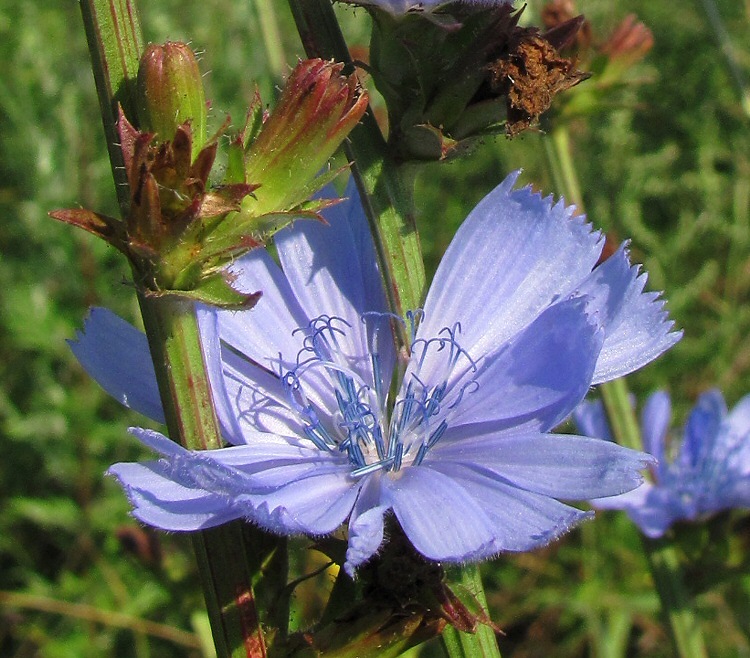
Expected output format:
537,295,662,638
575,390,750,537
72,172,680,575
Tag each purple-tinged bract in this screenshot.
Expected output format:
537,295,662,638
576,390,750,537
73,172,680,575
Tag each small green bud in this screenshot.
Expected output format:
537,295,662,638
136,42,207,159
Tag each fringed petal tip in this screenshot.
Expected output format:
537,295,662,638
344,504,389,578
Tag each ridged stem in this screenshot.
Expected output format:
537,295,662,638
78,2,271,655
287,0,426,337
441,565,502,658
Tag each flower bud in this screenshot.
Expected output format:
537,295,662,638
136,42,207,159
239,59,368,217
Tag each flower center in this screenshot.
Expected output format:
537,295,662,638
280,314,477,478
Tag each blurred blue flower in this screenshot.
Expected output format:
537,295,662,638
575,390,750,537
73,172,680,575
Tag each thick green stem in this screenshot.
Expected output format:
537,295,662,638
79,2,272,655
137,296,223,450
441,565,501,658
80,0,143,215
287,3,499,657
287,0,426,331
544,123,707,658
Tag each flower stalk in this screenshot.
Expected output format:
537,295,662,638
287,0,426,331
287,2,500,656
76,2,274,656
544,119,707,658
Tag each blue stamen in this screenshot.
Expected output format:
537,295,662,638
304,426,333,452
278,312,480,477
350,457,395,478
393,442,404,471
413,442,430,466
373,425,386,460
348,442,367,468
406,309,424,344
428,420,448,447
449,380,480,409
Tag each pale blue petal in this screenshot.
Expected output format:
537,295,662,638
130,427,350,486
275,180,394,389
214,246,344,435
383,466,497,561
219,248,308,372
118,428,361,536
445,298,602,431
345,474,388,576
679,389,726,470
587,247,681,384
725,393,750,439
108,461,240,530
431,432,653,499
724,395,750,474
641,390,671,469
572,399,612,442
196,306,246,445
165,431,362,536
428,463,591,554
244,471,361,536
220,347,307,440
69,308,164,423
419,173,602,382
593,484,677,538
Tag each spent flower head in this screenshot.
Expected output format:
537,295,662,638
73,172,680,575
576,391,750,538
359,3,587,159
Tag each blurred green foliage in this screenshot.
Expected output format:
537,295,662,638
0,0,749,656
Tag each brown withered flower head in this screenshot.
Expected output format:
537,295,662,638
365,4,591,159
488,12,590,137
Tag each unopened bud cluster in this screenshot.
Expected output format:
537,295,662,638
52,44,367,308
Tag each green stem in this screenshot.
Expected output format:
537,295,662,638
544,123,707,658
287,0,426,332
79,0,143,215
441,565,501,658
78,3,272,655
598,378,642,452
287,3,499,657
643,538,708,658
253,0,286,78
137,296,223,450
